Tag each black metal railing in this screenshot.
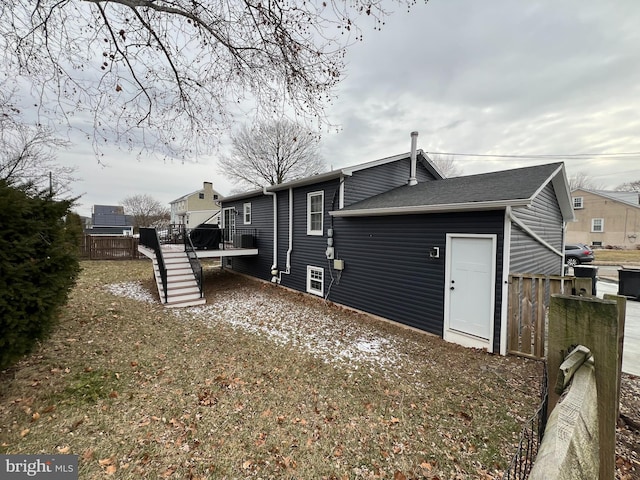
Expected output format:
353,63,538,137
184,229,203,298
220,227,257,249
502,365,549,480
139,228,168,303
156,224,186,244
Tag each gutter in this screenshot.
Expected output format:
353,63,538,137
330,199,531,217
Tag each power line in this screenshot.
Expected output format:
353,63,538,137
425,151,640,159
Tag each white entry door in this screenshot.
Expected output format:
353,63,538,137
444,235,496,350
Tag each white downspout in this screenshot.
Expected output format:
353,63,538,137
285,188,293,273
263,186,278,281
275,188,294,282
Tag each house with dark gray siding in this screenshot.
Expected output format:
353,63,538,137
220,135,574,355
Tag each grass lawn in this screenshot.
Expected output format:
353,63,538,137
0,260,544,479
594,248,640,265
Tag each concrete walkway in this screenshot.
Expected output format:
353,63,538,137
596,277,639,376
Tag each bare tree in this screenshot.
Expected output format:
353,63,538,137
428,154,463,177
0,0,421,158
615,180,640,192
0,87,75,196
122,194,170,228
219,120,325,188
568,171,604,191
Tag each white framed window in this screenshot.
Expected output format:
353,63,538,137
591,218,604,232
243,202,252,225
306,266,324,296
307,191,324,236
572,197,583,209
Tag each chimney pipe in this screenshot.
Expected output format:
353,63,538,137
408,131,418,186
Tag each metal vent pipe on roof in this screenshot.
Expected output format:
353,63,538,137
408,131,418,186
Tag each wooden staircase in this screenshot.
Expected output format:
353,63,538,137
151,245,206,308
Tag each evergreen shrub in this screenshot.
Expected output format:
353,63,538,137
0,181,81,369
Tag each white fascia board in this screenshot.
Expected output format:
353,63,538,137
267,170,349,191
330,199,530,217
547,164,575,222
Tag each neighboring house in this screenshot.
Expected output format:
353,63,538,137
170,181,223,229
566,189,640,248
220,138,573,355
84,205,134,236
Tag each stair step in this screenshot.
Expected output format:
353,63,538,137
167,291,202,302
164,298,207,308
168,285,200,295
144,244,205,308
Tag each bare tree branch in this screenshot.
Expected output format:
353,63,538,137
219,119,325,189
121,193,170,227
615,180,640,192
569,171,604,191
0,85,76,196
428,154,463,178
0,0,424,158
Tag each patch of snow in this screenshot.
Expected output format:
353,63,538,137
105,282,156,304
172,289,410,377
105,280,413,378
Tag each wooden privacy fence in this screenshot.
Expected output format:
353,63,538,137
507,274,576,359
81,235,140,260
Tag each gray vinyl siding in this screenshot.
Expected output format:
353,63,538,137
278,179,341,294
343,158,437,207
222,194,274,281
327,211,505,352
510,182,565,275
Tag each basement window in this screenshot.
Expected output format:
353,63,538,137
306,266,324,297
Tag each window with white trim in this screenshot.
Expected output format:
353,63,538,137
307,191,324,236
591,218,604,232
243,202,252,225
572,197,583,209
306,266,324,297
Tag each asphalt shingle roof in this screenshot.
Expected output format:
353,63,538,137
339,162,563,211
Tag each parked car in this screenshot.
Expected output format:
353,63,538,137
564,243,595,267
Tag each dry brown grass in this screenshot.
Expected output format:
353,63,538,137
0,260,546,479
594,248,640,265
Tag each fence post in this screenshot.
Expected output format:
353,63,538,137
603,293,626,420
548,295,619,480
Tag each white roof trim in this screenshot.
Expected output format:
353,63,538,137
330,199,531,217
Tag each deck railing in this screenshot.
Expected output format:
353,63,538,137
221,227,257,249
184,229,203,298
139,228,168,303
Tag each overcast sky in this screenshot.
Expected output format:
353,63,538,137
59,0,640,217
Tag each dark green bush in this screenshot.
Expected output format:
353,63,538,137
0,181,81,369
